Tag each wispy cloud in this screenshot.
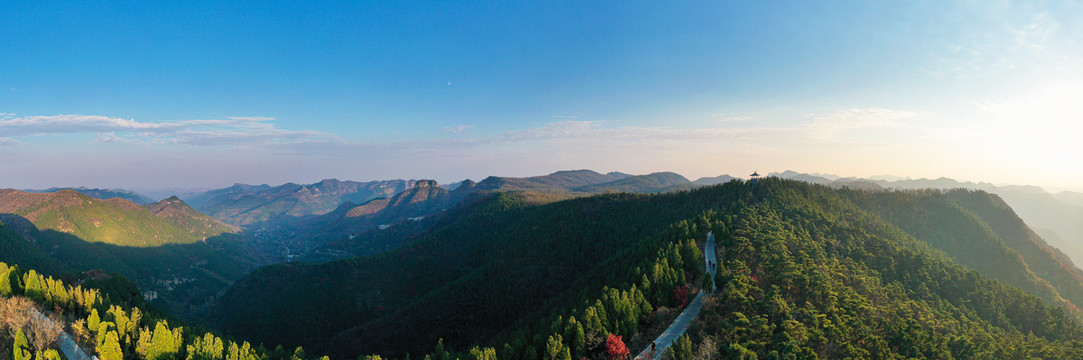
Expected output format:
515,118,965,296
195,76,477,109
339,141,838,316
1,107,949,189
443,124,474,133
0,137,18,147
0,113,341,147
502,120,598,141
0,114,183,136
550,112,583,120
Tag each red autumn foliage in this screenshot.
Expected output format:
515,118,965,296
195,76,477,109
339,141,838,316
606,334,630,360
672,284,690,307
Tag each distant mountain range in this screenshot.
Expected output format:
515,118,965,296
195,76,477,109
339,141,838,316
7,169,1083,359
182,179,415,226
23,186,156,204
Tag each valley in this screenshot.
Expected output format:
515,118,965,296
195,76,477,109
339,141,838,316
4,171,1083,359
9,3,1080,359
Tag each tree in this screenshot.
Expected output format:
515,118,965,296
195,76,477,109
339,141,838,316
570,321,586,358
96,321,115,349
99,331,123,360
0,264,15,296
107,305,130,343
662,335,692,360
38,349,63,360
27,311,63,352
88,308,101,336
72,318,90,344
467,346,498,360
605,334,630,360
1,296,33,336
433,338,450,360
672,285,690,308
187,332,225,360
148,320,182,360
14,328,32,360
545,335,570,360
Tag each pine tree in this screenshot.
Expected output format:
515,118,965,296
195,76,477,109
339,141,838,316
467,346,497,360
14,329,32,360
148,320,180,360
99,331,123,360
0,263,13,296
662,335,692,360
24,270,43,302
97,322,116,349
572,322,586,359
39,349,63,360
187,333,224,360
108,305,130,344
88,308,101,336
544,335,568,360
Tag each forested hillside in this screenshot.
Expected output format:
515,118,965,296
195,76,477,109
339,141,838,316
215,178,1083,359
845,189,1083,321
146,196,239,241
216,185,726,358
0,261,336,360
0,190,253,318
0,221,70,276
0,190,205,247
677,180,1083,359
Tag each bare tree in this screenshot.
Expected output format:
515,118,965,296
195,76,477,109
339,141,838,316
692,336,718,360
26,311,63,352
0,296,34,336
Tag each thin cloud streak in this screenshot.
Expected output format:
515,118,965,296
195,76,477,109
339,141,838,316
0,113,342,147
3,106,1078,192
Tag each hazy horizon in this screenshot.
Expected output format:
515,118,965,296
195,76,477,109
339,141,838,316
10,169,1081,198
3,1,1081,192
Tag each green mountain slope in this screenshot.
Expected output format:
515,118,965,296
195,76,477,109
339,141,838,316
472,170,635,194
844,189,1083,319
695,180,1083,358
775,170,1083,266
0,189,200,246
146,196,239,240
0,189,254,318
215,187,722,357
214,179,1083,359
574,172,692,193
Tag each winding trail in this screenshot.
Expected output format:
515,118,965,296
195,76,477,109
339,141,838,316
634,231,717,360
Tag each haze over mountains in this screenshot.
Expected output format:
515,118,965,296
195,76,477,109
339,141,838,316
766,170,1083,267
21,169,1083,268
214,177,1083,359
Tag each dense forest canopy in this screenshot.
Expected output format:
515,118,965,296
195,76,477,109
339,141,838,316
213,179,1083,359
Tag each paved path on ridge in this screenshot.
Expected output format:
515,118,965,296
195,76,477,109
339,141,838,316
634,231,717,360
29,308,91,360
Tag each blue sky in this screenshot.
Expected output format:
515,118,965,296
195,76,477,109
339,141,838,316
2,1,1082,192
